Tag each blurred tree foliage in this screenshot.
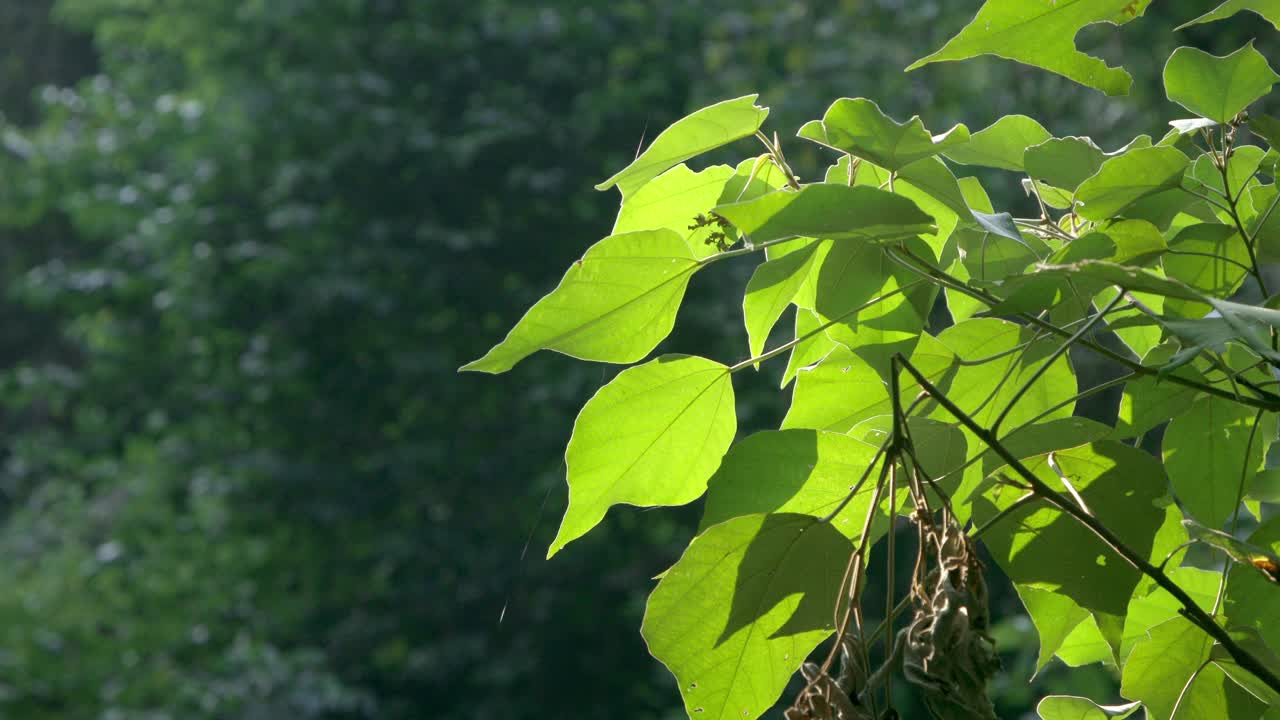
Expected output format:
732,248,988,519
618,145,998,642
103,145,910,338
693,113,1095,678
0,1,1267,718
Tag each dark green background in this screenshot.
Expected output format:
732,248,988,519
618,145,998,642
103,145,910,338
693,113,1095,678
0,2,1267,718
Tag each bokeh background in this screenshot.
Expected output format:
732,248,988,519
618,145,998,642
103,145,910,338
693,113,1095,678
0,2,1271,718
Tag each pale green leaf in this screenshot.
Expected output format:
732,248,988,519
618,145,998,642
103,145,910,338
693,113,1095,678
462,229,700,373
597,95,768,197
781,309,837,388
1177,0,1280,30
798,97,969,171
613,164,736,260
642,513,851,720
1165,43,1280,124
549,355,735,556
1076,147,1191,221
944,114,1052,171
906,0,1153,96
1025,136,1106,192
713,183,936,245
743,240,820,358
700,429,887,540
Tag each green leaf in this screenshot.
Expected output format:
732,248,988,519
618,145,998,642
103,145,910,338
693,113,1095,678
613,164,736,260
973,443,1166,618
743,240,820,358
1076,147,1191,221
853,157,970,257
1025,137,1106,192
700,430,888,540
782,333,954,432
931,318,1078,429
1163,396,1273,528
1037,696,1140,720
906,0,1153,96
944,114,1052,171
1112,370,1204,439
1095,219,1167,265
1165,43,1280,124
462,229,700,373
596,95,768,197
1250,114,1280,151
798,97,969,171
781,309,837,388
982,417,1112,477
1120,564,1220,663
713,183,936,244
642,513,851,720
1177,0,1280,30
1121,616,1266,720
1163,223,1249,318
1224,518,1280,656
549,355,735,556
1024,260,1204,302
1019,585,1092,670
810,238,937,374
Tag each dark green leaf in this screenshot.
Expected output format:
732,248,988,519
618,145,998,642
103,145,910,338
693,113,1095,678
1121,616,1265,720
1025,136,1106,191
1163,396,1273,527
1036,696,1139,720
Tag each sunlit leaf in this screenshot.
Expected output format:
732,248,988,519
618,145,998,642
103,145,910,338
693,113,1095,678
613,164,736,260
597,95,768,197
944,114,1052,171
713,183,936,244
1076,147,1190,221
642,513,851,720
1177,0,1280,30
700,430,888,540
906,0,1153,96
1164,43,1280,124
462,229,701,373
1121,616,1265,720
549,355,735,556
743,240,820,358
1025,136,1106,192
798,97,969,171
781,309,837,388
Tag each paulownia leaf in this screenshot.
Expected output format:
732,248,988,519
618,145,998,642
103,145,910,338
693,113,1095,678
1025,136,1106,192
931,318,1078,429
944,114,1052,171
810,237,938,375
1036,696,1140,720
781,309,837,388
713,183,936,244
798,97,969,172
1177,0,1280,30
1120,616,1265,720
782,333,955,432
700,429,888,540
642,513,851,720
613,164,736,260
1163,223,1249,318
597,95,768,197
549,355,735,556
462,229,700,373
973,443,1166,618
1164,43,1280,124
1163,396,1273,528
906,0,1153,96
1224,517,1280,660
1111,367,1205,439
1076,147,1190,221
743,240,820,358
